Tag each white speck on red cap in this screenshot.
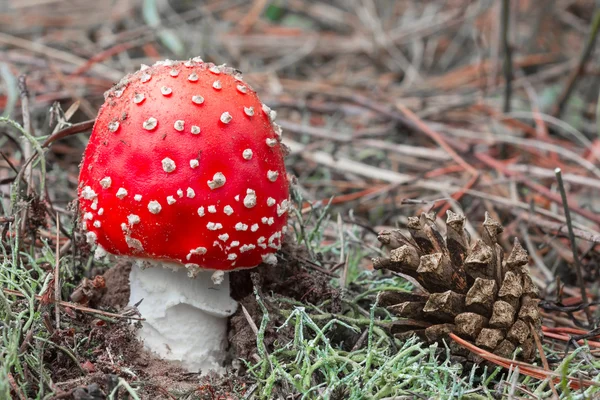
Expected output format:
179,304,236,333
218,233,229,242
188,246,207,257
243,189,257,208
240,244,256,253
191,125,200,134
273,123,283,139
190,159,199,168
197,206,205,217
224,205,233,215
207,172,226,190
235,222,248,231
244,106,254,117
207,222,223,230
108,121,119,133
126,236,144,250
100,177,112,189
187,187,195,198
267,197,275,206
148,200,162,214
93,221,101,228
84,212,93,220
192,95,204,104
174,120,185,131
81,186,97,200
243,149,253,160
237,85,247,94
230,241,240,247
266,138,277,147
127,214,140,225
188,73,198,82
169,68,179,77
162,158,176,173
278,200,290,217
227,253,237,260
220,112,232,124
213,80,222,90
161,86,172,96
177,189,183,198
167,196,176,205
134,93,145,104
86,231,97,245
143,117,157,130
251,223,259,232
116,188,128,199
267,171,279,182
98,208,104,215
134,194,142,201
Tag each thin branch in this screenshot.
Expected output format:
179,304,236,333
54,213,61,330
552,8,600,117
41,119,95,148
2,288,144,321
501,0,513,113
555,168,592,327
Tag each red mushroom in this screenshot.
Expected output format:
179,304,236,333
78,58,290,372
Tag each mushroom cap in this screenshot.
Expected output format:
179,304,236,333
78,59,289,272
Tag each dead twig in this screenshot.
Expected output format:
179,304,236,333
2,288,144,321
515,211,600,245
54,213,60,330
555,168,592,327
552,8,600,117
501,0,513,113
41,119,95,148
530,322,559,398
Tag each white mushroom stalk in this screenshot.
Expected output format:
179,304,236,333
129,263,236,372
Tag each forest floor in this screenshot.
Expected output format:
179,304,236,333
1,1,600,399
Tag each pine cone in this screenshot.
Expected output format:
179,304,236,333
374,211,542,362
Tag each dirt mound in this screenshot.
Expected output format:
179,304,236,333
229,238,340,361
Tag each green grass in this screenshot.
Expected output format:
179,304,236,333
244,288,483,399
1,225,52,399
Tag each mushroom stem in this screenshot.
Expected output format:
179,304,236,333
128,263,238,373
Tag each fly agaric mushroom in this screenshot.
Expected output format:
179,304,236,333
77,58,289,372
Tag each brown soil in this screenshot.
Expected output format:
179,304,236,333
92,259,131,310
56,238,335,399
53,260,237,399
49,308,208,399
228,238,340,361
